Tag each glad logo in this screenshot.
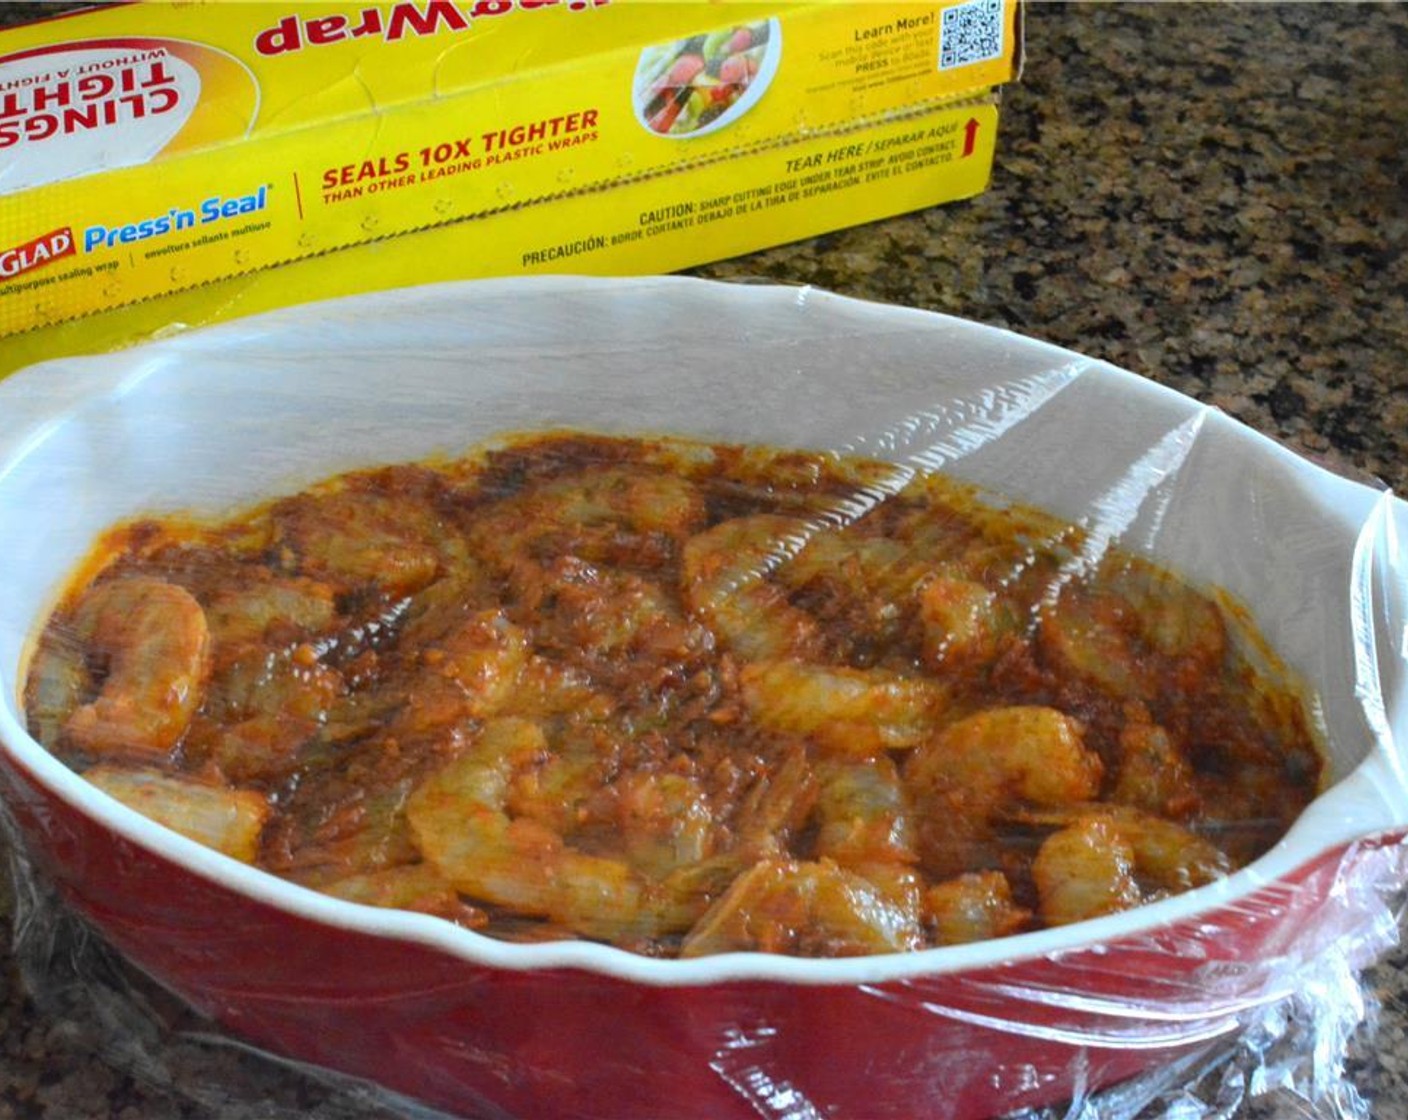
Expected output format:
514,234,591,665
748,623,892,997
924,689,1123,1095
0,227,75,280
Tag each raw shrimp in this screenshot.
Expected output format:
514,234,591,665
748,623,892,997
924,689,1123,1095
203,575,337,646
342,607,529,754
195,577,347,775
740,659,945,757
681,515,825,662
395,566,499,651
421,608,530,717
194,645,345,783
1039,559,1227,701
468,465,706,576
84,765,269,862
904,706,1103,879
1031,807,1231,926
499,655,615,722
319,863,487,926
588,769,717,880
924,870,1030,946
408,718,725,943
894,479,1072,584
501,722,613,835
917,576,1015,673
23,627,87,749
269,481,446,596
1111,707,1200,819
781,531,931,602
499,712,718,873
778,529,942,649
812,756,917,867
530,466,705,537
520,558,711,670
408,717,553,903
63,577,211,760
269,775,423,886
267,613,531,879
776,519,1023,671
678,857,924,958
731,743,820,858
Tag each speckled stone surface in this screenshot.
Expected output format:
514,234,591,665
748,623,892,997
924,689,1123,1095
2,2,1407,1119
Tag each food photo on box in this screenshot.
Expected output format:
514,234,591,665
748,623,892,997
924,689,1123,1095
1,4,1406,1120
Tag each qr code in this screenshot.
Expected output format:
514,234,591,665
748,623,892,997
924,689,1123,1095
939,0,1005,70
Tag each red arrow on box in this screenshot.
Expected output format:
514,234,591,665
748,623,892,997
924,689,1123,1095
961,117,980,158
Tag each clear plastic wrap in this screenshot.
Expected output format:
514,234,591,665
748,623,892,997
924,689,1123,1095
0,276,1405,1120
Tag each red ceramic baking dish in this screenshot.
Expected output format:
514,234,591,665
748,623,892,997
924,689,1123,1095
0,277,1405,1120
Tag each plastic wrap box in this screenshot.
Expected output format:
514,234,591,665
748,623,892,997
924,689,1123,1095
0,0,1022,373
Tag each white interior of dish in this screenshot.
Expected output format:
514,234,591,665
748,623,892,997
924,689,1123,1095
0,276,1404,986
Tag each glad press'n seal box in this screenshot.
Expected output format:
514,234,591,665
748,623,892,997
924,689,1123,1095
0,1,1022,373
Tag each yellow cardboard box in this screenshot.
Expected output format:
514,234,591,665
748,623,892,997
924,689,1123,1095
0,0,1022,372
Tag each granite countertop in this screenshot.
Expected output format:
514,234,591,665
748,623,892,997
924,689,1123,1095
2,2,1407,1118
